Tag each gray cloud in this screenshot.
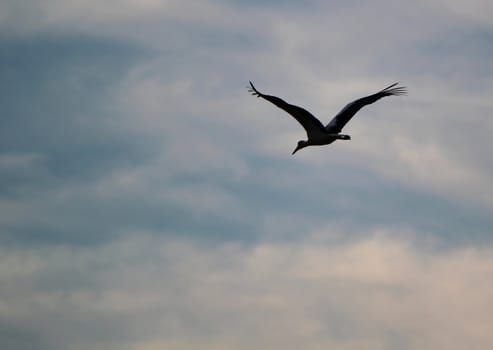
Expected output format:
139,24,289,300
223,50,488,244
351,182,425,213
1,1,493,348
0,33,154,183
1,232,492,350
1,12,492,247
0,33,158,244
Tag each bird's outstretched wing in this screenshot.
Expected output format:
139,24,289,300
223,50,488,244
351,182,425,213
325,83,407,133
248,81,326,139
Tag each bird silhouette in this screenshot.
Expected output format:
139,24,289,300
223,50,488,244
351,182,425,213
248,81,407,154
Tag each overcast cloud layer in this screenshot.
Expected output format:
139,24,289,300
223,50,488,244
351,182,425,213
1,1,493,349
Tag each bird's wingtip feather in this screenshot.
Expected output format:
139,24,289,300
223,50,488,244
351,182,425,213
382,82,398,91
380,82,407,96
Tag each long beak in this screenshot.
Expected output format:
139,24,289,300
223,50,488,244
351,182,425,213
292,145,301,155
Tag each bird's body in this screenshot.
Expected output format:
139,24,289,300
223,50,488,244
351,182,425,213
248,81,406,154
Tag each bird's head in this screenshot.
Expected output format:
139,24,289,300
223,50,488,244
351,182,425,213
292,140,308,155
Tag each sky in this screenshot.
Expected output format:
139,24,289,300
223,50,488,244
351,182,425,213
1,0,493,349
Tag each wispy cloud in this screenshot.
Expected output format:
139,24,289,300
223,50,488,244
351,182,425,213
1,0,493,348
1,232,492,350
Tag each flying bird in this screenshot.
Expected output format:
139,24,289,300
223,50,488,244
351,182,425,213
248,81,406,154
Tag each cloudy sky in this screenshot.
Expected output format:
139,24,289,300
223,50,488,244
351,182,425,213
1,1,493,349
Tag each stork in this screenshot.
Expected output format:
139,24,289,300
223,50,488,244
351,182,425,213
248,81,406,154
